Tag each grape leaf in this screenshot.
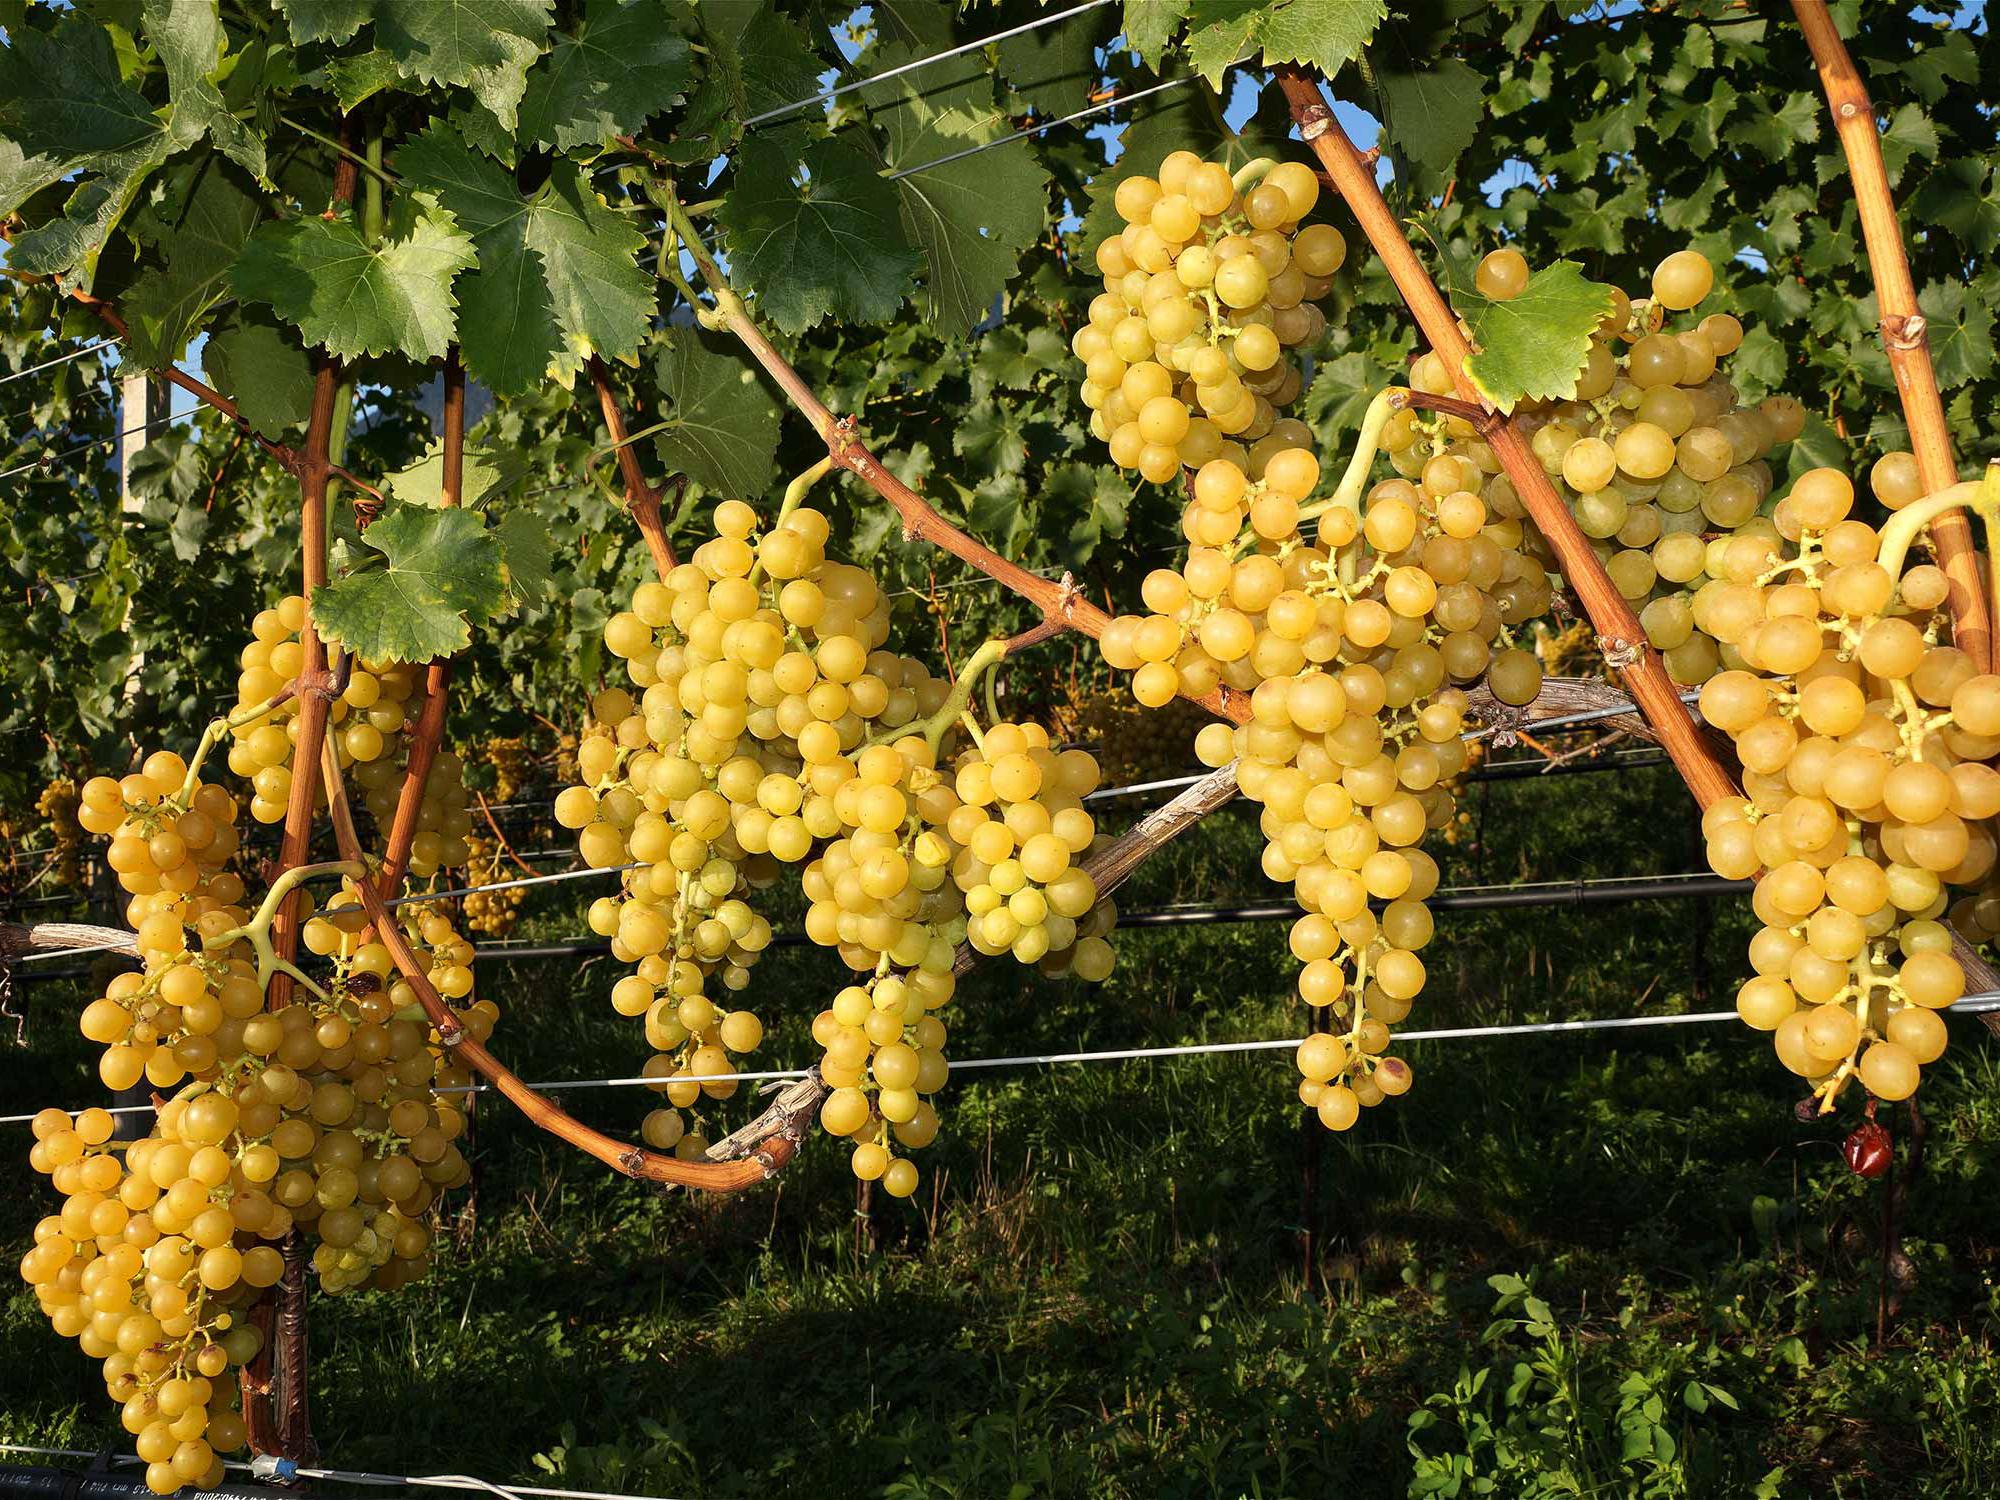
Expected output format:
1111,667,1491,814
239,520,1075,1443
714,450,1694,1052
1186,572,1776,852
1368,55,1482,172
1913,159,2000,255
314,505,506,664
862,44,1051,334
119,170,260,367
1921,277,1994,391
494,508,554,607
203,318,315,438
1046,460,1129,564
674,2,822,164
516,0,691,153
1184,0,1387,89
386,438,524,509
649,331,782,499
994,0,1111,115
0,15,176,285
1877,102,1938,189
1305,348,1402,445
276,0,553,87
321,49,405,112
719,134,921,333
231,197,476,362
1457,261,1612,413
1122,0,1189,67
139,0,267,178
397,126,654,394
1726,90,1819,159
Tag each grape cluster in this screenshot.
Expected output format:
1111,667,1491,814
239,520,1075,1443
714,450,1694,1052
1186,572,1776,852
35,727,489,1489
1080,153,1558,1128
1694,467,1997,1105
460,834,525,938
230,594,473,874
36,775,83,887
462,735,533,802
1062,686,1208,787
1478,247,1808,687
1075,154,1343,484
563,499,947,1156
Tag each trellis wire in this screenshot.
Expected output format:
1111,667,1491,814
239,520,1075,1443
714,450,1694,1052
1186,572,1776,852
887,74,1200,180
0,1447,681,1500
0,337,120,386
0,412,194,482
9,995,1999,1126
744,0,1115,128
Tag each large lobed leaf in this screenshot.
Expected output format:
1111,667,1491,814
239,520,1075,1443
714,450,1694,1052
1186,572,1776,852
231,196,477,361
649,332,782,500
516,0,692,153
314,505,506,664
1184,0,1387,89
718,135,923,334
397,124,655,394
276,0,554,87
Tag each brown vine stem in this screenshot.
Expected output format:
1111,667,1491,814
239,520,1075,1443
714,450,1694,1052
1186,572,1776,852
369,352,463,922
659,196,1251,728
589,355,679,574
1792,1,1990,672
1273,67,1736,811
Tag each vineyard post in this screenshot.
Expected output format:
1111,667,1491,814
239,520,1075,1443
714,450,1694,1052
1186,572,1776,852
1792,0,1990,671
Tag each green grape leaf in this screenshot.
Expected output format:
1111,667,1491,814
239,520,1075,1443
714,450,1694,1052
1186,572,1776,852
386,438,525,509
202,318,315,438
674,3,822,164
1726,90,1819,160
455,31,544,162
119,170,260,367
1728,322,1787,400
397,126,654,394
139,0,267,177
1913,159,2000,255
1184,0,1387,89
1369,55,1482,172
1899,28,1979,106
1921,278,1994,391
313,505,506,664
1305,348,1401,445
863,43,1051,334
1123,0,1190,67
1046,460,1129,564
1877,103,1938,189
650,330,783,499
719,134,921,333
1456,261,1612,414
960,472,1028,555
0,15,176,286
516,0,691,153
322,49,405,112
494,508,554,606
995,1,1110,115
971,324,1068,399
276,0,553,87
954,400,1029,477
231,196,476,362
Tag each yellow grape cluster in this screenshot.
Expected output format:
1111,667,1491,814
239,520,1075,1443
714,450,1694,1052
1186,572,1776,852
1060,685,1209,786
1480,247,1809,686
36,774,83,887
1694,466,1999,1105
808,720,1116,1195
1079,153,1564,1130
230,594,472,873
77,757,251,1092
562,499,950,1157
460,833,526,937
34,751,487,1490
1076,153,1343,485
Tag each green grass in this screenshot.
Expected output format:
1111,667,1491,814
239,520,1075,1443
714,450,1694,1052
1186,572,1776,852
6,764,2000,1497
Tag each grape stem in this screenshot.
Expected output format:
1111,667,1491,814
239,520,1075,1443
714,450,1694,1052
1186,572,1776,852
203,860,365,996
746,456,835,588
1230,157,1278,192
917,638,1006,754
1874,470,1998,583
589,355,680,577
173,686,299,806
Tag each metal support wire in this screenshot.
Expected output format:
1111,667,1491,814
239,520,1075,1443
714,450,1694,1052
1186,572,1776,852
0,337,120,386
744,0,1115,128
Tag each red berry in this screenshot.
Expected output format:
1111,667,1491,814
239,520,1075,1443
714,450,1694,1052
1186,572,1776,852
1844,1121,1892,1179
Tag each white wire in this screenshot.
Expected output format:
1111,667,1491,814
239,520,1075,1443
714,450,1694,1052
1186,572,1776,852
11,939,133,965
0,1447,684,1500
8,996,1999,1126
0,336,119,385
886,74,1199,180
744,0,1116,128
